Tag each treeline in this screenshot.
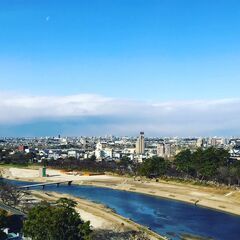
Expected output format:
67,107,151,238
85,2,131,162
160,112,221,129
139,147,240,186
0,148,36,165
1,147,240,186
44,155,141,176
45,147,240,186
45,157,121,173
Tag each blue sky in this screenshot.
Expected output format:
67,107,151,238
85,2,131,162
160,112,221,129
0,1,240,136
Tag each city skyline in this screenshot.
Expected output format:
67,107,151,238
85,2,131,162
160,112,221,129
0,1,240,136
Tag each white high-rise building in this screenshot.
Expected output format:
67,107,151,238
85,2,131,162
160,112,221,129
157,143,165,157
164,144,171,158
136,132,145,154
157,143,173,158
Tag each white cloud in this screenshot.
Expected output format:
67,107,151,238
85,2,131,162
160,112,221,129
0,92,240,136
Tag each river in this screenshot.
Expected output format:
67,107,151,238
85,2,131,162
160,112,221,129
5,179,240,240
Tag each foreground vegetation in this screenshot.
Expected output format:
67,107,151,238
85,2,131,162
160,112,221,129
24,198,91,240
0,181,91,240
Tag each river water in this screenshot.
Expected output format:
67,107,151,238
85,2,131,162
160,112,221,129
5,179,240,240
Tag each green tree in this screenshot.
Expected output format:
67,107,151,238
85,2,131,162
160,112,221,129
174,149,194,176
139,156,167,178
89,155,96,161
192,147,229,180
23,198,91,240
119,156,131,167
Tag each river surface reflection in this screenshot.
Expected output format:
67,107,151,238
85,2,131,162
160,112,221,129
6,179,240,240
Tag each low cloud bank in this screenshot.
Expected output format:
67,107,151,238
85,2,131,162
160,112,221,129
0,92,239,136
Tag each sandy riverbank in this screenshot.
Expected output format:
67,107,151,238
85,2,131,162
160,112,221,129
2,167,240,216
30,190,163,240
1,167,166,240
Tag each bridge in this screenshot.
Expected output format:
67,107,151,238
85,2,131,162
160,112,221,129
18,180,73,190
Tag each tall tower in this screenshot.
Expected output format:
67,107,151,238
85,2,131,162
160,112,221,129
136,132,145,154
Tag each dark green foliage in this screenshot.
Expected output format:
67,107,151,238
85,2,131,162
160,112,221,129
23,198,91,240
175,149,194,176
139,156,167,178
174,147,239,183
193,147,229,179
118,156,131,167
89,155,96,161
46,158,118,173
0,148,35,165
